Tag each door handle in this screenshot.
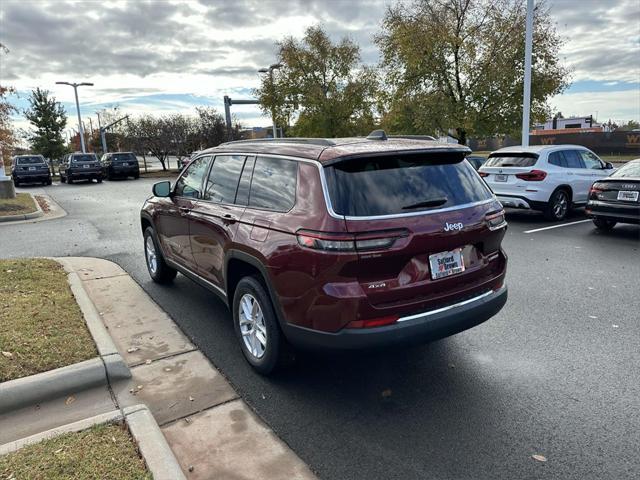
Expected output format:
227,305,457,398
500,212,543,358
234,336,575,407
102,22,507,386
222,213,237,224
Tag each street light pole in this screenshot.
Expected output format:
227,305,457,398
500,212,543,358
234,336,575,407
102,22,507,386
259,63,282,139
56,81,94,153
521,0,534,146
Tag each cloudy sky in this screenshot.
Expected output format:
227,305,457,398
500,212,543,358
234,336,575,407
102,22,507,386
1,0,639,135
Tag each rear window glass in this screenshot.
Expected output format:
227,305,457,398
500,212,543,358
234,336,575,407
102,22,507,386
484,154,538,167
72,154,98,162
611,161,640,178
112,153,136,161
17,156,44,165
325,152,493,217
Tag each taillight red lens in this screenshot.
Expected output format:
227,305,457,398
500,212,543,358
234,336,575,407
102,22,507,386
515,170,547,181
485,210,507,230
297,229,407,252
478,172,489,177
589,184,604,199
346,315,399,329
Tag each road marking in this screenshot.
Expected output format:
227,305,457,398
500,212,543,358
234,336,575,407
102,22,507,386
524,219,591,234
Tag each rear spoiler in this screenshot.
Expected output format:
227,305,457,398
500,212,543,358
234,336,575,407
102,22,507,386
323,148,471,167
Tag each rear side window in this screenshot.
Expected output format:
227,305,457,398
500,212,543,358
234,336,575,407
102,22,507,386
325,152,493,217
235,157,256,206
203,155,245,203
248,157,297,211
174,156,211,199
484,154,538,167
562,150,585,168
548,151,567,168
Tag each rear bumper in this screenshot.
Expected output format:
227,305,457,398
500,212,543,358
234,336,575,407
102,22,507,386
586,200,640,223
109,165,139,175
69,170,102,179
282,284,508,350
496,195,532,209
14,173,50,181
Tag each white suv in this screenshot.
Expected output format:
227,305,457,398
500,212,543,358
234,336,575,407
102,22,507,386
478,145,614,220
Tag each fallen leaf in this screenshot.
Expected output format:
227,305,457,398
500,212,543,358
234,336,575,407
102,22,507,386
532,454,547,462
145,359,152,365
612,324,619,328
137,385,143,390
188,465,194,472
381,389,392,398
54,447,64,454
164,367,172,372
65,395,75,405
127,347,139,353
184,417,191,424
189,396,194,402
588,315,598,319
1,351,13,358
112,436,116,443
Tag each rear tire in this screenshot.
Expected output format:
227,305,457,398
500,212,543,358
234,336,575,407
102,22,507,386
97,177,103,183
233,276,290,375
46,178,52,186
593,217,616,231
67,176,73,184
60,174,66,183
544,189,570,221
143,227,177,284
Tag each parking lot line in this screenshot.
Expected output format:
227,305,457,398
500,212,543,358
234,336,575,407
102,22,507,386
524,219,591,234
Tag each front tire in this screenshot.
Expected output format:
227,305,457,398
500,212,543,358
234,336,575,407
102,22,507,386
544,189,570,221
143,227,177,283
233,276,287,375
593,217,616,231
97,177,103,183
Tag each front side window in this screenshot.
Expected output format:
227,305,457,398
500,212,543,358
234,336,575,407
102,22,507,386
579,150,603,169
325,152,493,217
174,156,211,199
249,157,297,211
203,155,245,203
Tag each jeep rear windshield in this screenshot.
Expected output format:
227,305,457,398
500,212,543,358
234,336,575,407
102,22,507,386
324,152,493,217
17,156,44,165
112,153,136,161
72,154,98,162
483,153,538,167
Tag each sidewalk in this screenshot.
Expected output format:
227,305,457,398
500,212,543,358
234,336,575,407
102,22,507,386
1,257,315,479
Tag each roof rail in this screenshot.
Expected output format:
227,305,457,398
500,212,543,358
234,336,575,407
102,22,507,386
388,134,436,141
220,137,336,147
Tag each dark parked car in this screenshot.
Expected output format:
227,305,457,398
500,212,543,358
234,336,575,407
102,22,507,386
11,155,52,186
586,159,640,230
101,152,140,180
140,133,508,374
466,155,486,170
60,153,103,184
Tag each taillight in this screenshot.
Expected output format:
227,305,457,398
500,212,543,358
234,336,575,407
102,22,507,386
589,183,604,199
346,315,399,329
485,210,507,230
478,171,489,177
296,229,407,252
515,170,547,181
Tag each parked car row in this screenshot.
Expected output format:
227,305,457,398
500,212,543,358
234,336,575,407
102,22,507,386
11,151,141,186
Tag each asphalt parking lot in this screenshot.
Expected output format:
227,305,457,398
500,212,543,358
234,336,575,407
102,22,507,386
3,179,639,480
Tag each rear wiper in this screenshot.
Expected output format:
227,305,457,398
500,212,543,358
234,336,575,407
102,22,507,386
401,197,448,210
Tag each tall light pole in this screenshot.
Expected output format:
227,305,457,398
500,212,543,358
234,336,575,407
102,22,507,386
521,0,534,146
56,81,94,153
259,63,282,139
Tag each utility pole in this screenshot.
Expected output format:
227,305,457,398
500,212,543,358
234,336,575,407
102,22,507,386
521,0,534,146
56,81,94,153
97,112,108,154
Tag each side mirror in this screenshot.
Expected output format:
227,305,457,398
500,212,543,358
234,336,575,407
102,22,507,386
605,162,614,169
152,181,171,197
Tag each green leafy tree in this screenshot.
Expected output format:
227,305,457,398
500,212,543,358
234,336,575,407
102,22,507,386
24,88,68,160
376,0,569,144
256,25,378,138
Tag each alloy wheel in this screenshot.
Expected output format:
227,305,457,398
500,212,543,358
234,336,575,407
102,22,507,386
553,191,568,219
238,293,267,359
145,235,158,274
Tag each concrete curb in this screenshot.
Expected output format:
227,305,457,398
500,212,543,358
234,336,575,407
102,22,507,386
125,405,187,480
0,259,131,414
0,405,186,479
0,193,43,223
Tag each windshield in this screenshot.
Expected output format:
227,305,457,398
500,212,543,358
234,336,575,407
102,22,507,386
17,156,45,165
484,154,538,168
72,154,98,162
325,152,493,217
112,153,136,162
611,161,640,178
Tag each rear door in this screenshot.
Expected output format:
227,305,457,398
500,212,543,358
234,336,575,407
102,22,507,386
324,151,504,308
189,154,247,288
562,149,591,202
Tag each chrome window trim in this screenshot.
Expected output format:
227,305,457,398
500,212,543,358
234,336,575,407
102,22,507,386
397,285,505,323
193,150,500,221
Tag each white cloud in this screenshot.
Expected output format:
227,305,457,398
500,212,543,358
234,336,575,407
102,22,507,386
550,89,640,123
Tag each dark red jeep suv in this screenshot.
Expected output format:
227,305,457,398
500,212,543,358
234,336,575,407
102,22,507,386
140,133,508,373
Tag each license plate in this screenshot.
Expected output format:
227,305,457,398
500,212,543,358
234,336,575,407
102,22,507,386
83,164,90,168
429,248,465,280
494,174,508,182
617,190,639,202
28,166,36,171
